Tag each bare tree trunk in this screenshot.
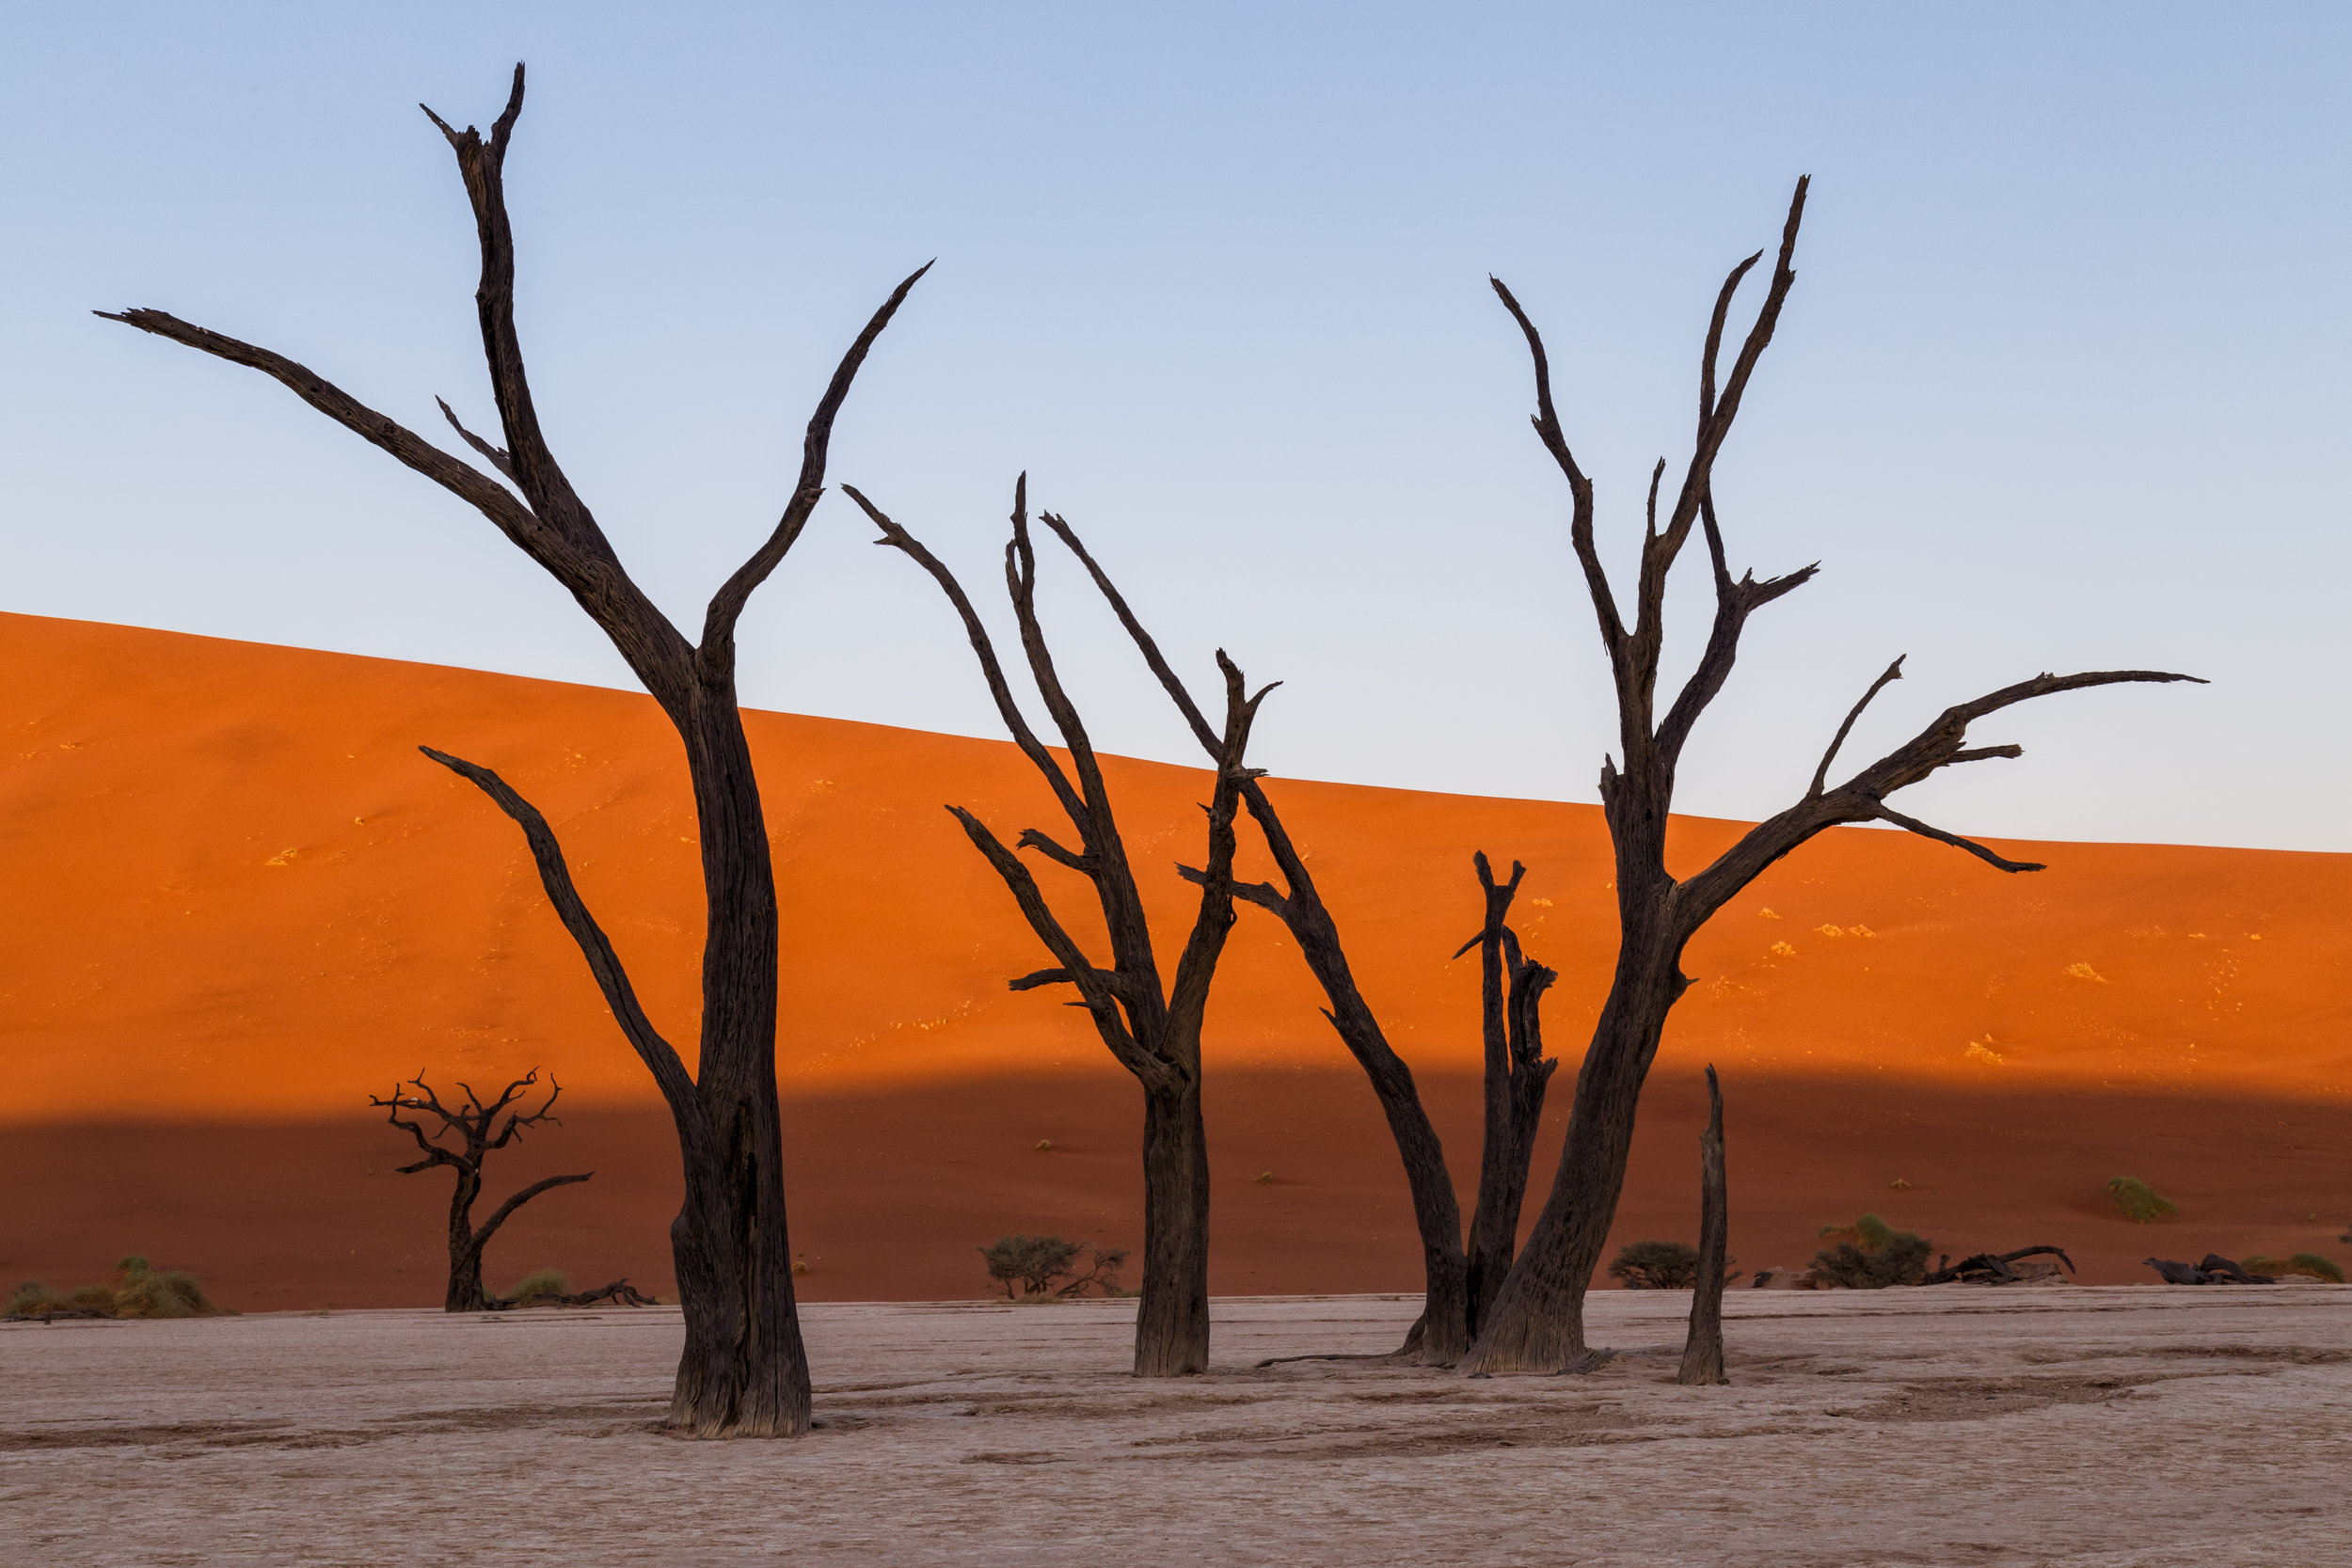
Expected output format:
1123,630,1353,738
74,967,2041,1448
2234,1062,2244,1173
110,65,926,1433
446,1164,488,1312
1137,1079,1212,1374
1461,180,2198,1373
1678,1064,1728,1386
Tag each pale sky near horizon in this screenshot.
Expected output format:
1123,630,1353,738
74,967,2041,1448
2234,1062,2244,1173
3,4,2344,852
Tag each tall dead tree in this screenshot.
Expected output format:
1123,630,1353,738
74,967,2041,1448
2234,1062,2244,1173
1459,177,2201,1373
1033,518,1562,1364
1676,1064,1728,1386
371,1069,592,1312
846,478,1272,1376
101,65,926,1435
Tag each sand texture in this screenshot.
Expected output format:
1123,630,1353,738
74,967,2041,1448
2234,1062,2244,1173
5,1288,2347,1565
3,611,2347,1307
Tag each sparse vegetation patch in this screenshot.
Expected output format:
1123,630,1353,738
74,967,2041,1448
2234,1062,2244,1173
1812,1214,1933,1289
1606,1239,1736,1290
978,1234,1129,1300
2106,1178,2177,1224
5,1257,225,1320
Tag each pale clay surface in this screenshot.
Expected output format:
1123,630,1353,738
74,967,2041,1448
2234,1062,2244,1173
4,1288,2346,1566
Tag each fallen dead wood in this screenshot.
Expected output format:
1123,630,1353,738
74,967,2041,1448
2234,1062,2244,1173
488,1279,660,1310
1923,1246,2075,1286
2143,1255,2279,1286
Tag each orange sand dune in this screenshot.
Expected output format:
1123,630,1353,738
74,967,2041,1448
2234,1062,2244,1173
3,611,2346,1306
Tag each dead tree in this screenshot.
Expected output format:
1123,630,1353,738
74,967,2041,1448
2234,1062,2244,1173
1024,516,1562,1364
100,65,925,1435
847,477,1271,1376
1459,177,2201,1373
1459,854,1563,1339
1677,1065,1727,1386
371,1069,592,1313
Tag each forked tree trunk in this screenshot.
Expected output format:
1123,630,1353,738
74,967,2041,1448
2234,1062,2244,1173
1462,180,2198,1373
1677,1064,1728,1386
1469,911,1680,1369
1462,857,1559,1338
108,64,926,1434
1027,523,1563,1367
851,483,1268,1378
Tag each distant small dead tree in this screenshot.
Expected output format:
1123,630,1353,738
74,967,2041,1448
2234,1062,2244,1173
848,477,1271,1377
371,1069,592,1313
1027,515,1565,1364
103,63,924,1435
1460,177,2201,1374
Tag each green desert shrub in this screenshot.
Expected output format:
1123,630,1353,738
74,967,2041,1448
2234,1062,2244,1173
2240,1253,2344,1284
1812,1212,1933,1289
4,1259,223,1319
977,1234,1128,1300
112,1258,215,1319
2106,1177,2176,1224
503,1269,571,1307
1609,1240,1701,1290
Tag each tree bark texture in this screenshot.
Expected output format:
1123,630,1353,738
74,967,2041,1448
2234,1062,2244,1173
851,482,1270,1377
1677,1064,1728,1386
105,64,926,1434
1461,178,2201,1373
1031,518,1563,1366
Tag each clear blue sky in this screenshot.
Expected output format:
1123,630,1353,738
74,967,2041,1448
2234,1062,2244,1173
4,3,2344,850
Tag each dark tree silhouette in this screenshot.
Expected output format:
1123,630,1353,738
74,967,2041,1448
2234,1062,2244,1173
848,477,1271,1376
1027,514,1564,1364
1460,178,2201,1373
100,64,925,1435
1677,1065,1728,1386
371,1069,591,1313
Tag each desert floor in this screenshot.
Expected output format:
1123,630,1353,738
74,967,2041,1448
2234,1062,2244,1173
5,1287,2346,1566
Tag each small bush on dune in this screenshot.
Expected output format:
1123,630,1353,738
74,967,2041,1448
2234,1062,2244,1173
1811,1212,1933,1289
2106,1177,2176,1224
503,1269,571,1307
